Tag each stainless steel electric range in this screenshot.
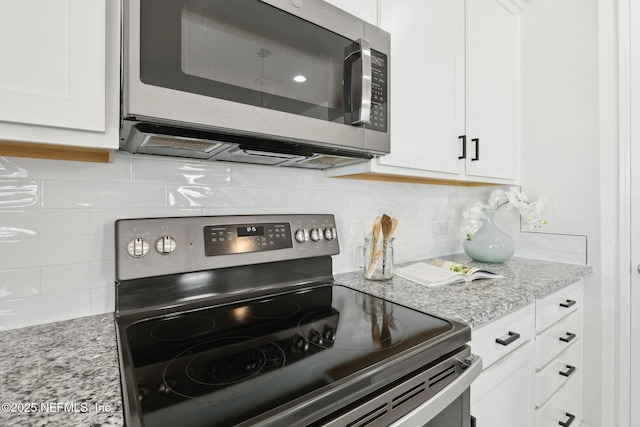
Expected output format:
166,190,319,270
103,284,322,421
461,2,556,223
114,214,481,427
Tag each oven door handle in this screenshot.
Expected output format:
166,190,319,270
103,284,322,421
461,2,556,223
389,355,483,427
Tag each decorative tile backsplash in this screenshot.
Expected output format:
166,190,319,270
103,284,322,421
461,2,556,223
0,153,584,330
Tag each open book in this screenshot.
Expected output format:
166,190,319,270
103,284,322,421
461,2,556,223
395,260,503,287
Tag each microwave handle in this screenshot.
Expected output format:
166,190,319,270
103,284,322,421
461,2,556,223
343,38,372,125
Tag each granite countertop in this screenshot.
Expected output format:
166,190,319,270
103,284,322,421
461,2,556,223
0,256,591,426
335,255,593,328
0,315,123,427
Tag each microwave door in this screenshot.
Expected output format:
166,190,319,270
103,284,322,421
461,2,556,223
343,38,372,126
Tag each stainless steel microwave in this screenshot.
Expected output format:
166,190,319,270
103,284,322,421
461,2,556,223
120,0,390,169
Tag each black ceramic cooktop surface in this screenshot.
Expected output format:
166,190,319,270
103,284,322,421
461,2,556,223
123,284,455,426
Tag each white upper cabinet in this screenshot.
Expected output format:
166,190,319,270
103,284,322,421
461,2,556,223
327,0,523,184
377,0,466,175
464,0,520,180
0,0,119,151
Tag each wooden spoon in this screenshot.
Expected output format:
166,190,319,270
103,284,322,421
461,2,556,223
381,214,392,240
380,215,394,275
366,216,383,278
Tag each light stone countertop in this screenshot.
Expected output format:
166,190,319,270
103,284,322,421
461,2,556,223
0,314,123,427
0,256,592,426
335,255,593,328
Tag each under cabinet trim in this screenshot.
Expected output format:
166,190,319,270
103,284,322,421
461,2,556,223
0,139,113,163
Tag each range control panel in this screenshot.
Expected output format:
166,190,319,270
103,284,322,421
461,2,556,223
116,214,340,281
204,222,293,256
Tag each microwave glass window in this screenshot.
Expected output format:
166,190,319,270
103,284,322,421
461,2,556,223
140,0,355,123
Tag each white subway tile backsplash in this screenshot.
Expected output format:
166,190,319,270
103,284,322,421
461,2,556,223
90,286,115,315
0,180,39,208
133,155,232,185
90,208,204,235
0,210,91,239
43,181,167,208
0,268,41,300
231,162,314,189
167,185,256,208
0,235,114,270
0,291,92,331
42,261,114,294
0,152,587,330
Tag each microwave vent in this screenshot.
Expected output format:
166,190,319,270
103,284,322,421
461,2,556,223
144,136,222,153
294,155,366,169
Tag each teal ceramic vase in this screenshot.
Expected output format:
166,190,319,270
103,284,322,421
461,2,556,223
463,210,515,263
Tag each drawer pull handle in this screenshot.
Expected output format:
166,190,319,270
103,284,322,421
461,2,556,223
559,364,576,377
560,332,577,343
560,299,577,308
495,331,520,346
559,412,576,426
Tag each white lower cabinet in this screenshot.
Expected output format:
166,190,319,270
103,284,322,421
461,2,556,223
471,341,535,427
470,303,535,427
534,280,584,426
469,279,585,427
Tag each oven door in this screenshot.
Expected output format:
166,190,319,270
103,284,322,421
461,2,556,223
122,0,389,153
390,355,482,427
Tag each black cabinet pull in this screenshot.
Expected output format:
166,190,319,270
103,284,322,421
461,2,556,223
559,412,576,426
560,299,576,308
471,138,480,161
495,331,520,346
470,415,476,427
559,332,577,343
559,364,576,377
458,135,467,159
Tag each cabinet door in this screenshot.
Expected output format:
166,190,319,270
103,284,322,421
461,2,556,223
377,0,466,174
471,341,535,427
0,0,105,132
464,0,519,179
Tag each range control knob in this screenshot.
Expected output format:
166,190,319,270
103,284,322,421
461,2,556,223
323,227,336,241
322,325,336,343
308,329,324,346
155,236,176,254
293,334,309,352
294,229,308,243
127,238,150,258
309,228,321,242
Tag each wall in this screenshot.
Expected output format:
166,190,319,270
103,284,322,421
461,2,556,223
520,0,605,425
0,152,510,331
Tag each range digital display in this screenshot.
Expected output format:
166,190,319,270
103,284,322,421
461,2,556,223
204,223,292,256
237,226,264,237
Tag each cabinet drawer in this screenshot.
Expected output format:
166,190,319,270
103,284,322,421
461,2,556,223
535,339,583,408
471,303,535,369
536,370,582,427
536,310,582,369
536,280,583,333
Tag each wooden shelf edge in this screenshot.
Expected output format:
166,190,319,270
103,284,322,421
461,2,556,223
0,140,113,163
331,172,503,187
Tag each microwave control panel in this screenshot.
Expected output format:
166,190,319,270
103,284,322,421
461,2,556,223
366,50,388,133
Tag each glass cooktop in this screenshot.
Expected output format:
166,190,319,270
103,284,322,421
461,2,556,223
122,284,455,426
